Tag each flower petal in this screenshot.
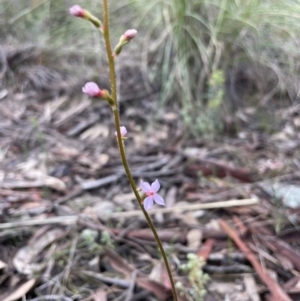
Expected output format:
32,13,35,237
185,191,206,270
115,126,127,137
120,126,127,137
144,196,154,211
153,194,165,206
70,5,85,17
140,180,151,193
151,179,160,192
82,82,100,97
124,29,137,40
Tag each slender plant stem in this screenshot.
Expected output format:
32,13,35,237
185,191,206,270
101,1,178,300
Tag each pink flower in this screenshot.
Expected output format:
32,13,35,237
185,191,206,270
140,179,165,211
82,82,105,97
69,5,85,18
123,29,137,41
115,126,127,138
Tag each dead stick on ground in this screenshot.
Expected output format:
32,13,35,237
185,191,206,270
0,198,258,229
0,216,78,229
219,219,292,301
108,198,258,218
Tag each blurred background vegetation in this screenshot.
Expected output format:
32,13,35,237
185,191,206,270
1,0,300,137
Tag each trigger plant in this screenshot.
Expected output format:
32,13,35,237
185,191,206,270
70,2,179,300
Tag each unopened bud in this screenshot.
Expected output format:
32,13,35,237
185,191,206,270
123,29,137,41
69,5,102,30
70,5,85,18
82,82,105,97
82,82,114,106
113,29,137,57
115,126,127,138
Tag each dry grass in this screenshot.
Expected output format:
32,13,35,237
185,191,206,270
1,0,300,133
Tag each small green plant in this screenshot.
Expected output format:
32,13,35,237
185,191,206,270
81,229,102,253
100,230,114,249
195,69,225,136
177,253,209,301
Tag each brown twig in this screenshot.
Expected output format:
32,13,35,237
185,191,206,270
108,198,258,218
219,219,292,301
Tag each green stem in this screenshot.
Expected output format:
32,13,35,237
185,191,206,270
101,1,178,300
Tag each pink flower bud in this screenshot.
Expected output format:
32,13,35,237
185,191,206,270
123,29,137,41
82,82,105,98
70,5,85,18
115,126,127,138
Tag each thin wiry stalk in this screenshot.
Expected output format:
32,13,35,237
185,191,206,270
101,0,179,300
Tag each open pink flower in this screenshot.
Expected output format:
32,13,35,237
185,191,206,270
115,126,127,138
70,5,85,18
140,179,165,211
123,29,137,41
82,82,105,98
